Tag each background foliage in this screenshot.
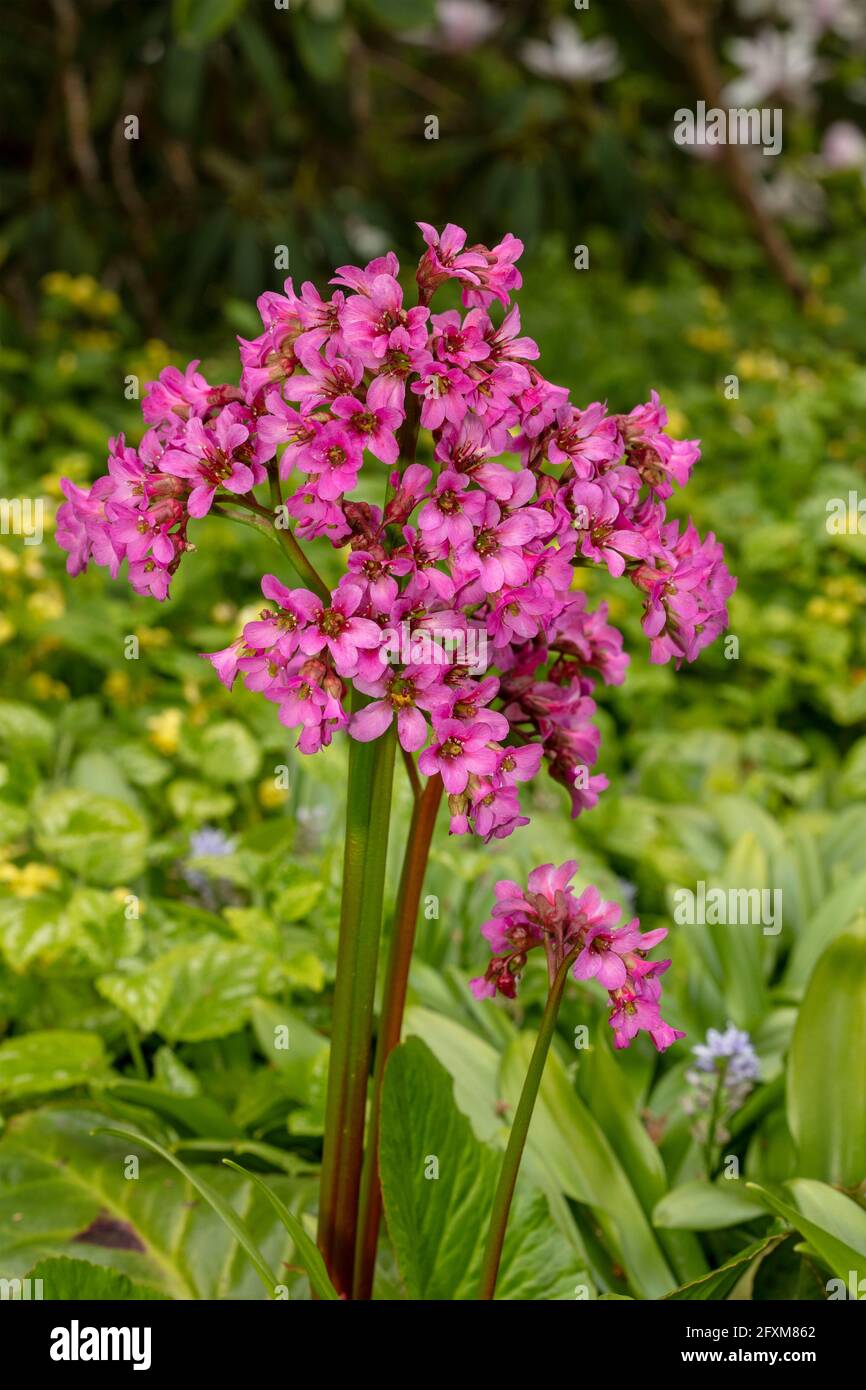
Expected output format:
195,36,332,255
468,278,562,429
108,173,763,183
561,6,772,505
1,0,865,1300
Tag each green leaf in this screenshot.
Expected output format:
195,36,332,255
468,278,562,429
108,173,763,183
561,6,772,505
379,1038,583,1300
0,701,54,754
272,880,323,923
97,938,270,1040
664,1234,785,1300
223,1161,338,1300
0,1031,108,1101
500,1036,674,1299
747,1181,866,1283
403,1004,503,1143
359,0,436,29
785,870,866,991
788,919,866,1187
96,1124,278,1296
25,1256,169,1300
193,721,261,784
0,1106,312,1298
103,1080,238,1140
653,1180,766,1231
167,779,235,822
173,0,248,45
34,790,148,886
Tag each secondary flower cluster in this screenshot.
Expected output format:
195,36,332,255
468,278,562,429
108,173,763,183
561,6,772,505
471,860,685,1053
57,222,734,842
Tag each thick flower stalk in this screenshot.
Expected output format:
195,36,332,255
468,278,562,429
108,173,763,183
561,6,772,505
56,221,733,1297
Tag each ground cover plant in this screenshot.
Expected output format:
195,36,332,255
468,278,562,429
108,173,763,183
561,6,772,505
0,0,864,1307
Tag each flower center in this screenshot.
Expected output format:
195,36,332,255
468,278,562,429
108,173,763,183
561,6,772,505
319,608,346,637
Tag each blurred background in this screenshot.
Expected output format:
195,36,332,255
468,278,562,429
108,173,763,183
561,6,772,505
0,0,865,1299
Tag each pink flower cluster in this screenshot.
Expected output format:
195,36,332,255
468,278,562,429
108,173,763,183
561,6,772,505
471,860,685,1053
57,222,734,842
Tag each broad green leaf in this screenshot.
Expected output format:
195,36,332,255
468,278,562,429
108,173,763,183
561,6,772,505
194,720,261,784
788,919,866,1187
500,1036,674,1298
653,1180,766,1231
97,1124,278,1295
379,1038,583,1300
25,1256,169,1300
577,1033,667,1209
785,870,866,991
403,1004,503,1143
0,1031,108,1101
0,701,54,754
747,1181,866,1281
0,896,71,972
709,832,769,1027
167,779,235,822
223,1161,338,1301
97,937,270,1041
0,1106,314,1298
664,1234,784,1300
34,790,148,886
271,880,323,923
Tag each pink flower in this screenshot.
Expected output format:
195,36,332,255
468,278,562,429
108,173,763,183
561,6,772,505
416,222,489,296
331,383,403,465
159,409,254,517
417,469,486,549
417,716,498,792
411,364,471,430
298,584,382,676
143,360,213,427
471,861,683,1053
341,273,429,364
242,576,320,658
350,663,445,751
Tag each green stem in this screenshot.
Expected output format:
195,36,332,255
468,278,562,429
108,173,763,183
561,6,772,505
213,495,331,603
273,523,331,604
317,695,396,1297
124,1023,147,1081
352,772,443,1299
476,949,577,1300
703,1063,728,1178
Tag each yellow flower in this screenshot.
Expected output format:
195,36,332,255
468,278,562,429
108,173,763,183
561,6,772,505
806,597,831,621
27,588,65,622
259,778,289,810
28,672,70,701
684,325,732,354
103,670,131,703
137,626,172,650
735,351,786,383
665,406,689,437
0,546,19,575
0,615,14,646
0,862,61,897
146,707,183,755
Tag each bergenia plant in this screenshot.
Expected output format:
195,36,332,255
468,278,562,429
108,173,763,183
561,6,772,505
57,222,734,1300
